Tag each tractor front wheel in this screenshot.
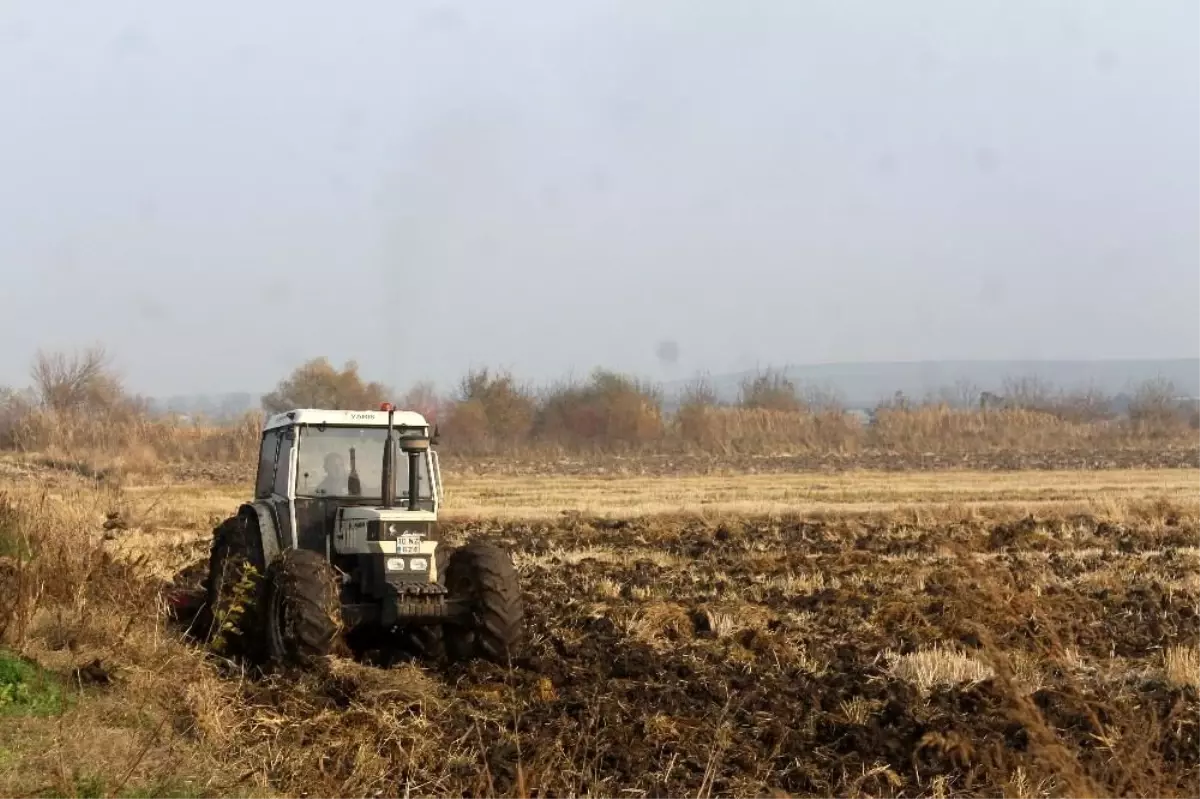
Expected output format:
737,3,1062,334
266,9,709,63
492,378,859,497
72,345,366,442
264,549,344,669
444,541,525,663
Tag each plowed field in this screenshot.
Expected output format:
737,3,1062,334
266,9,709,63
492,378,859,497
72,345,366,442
156,509,1199,797
0,464,1197,797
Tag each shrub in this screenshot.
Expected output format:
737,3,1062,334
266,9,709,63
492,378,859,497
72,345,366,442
534,370,664,451
442,368,535,454
261,357,390,413
0,650,63,717
738,368,803,412
1128,378,1188,437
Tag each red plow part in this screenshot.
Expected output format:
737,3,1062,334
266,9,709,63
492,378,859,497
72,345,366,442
164,586,205,619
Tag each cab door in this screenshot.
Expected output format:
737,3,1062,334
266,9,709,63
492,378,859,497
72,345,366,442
267,428,296,549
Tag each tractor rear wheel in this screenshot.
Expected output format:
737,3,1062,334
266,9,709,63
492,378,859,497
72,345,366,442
444,541,525,663
264,549,344,669
200,514,268,662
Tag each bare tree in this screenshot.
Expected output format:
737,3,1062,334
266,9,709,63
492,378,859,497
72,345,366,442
678,372,720,409
1128,378,1181,427
801,383,845,413
400,380,442,423
937,379,980,409
1000,376,1055,411
30,346,124,412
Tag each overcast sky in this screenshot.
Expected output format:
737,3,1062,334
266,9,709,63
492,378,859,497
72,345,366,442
1,1,1196,396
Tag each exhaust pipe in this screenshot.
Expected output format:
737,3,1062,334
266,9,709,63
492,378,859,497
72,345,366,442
380,402,429,512
399,430,429,512
407,448,420,511
381,403,396,509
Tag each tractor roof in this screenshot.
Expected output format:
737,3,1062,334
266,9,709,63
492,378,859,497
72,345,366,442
262,408,430,432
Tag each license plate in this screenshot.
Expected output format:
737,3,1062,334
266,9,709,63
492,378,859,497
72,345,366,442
397,534,422,554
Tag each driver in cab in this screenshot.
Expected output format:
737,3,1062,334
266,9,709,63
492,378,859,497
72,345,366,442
316,452,348,495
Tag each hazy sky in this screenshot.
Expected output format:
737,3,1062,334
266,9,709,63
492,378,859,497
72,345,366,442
2,1,1197,397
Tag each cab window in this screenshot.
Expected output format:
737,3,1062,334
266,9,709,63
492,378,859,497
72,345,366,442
273,430,294,496
255,430,281,498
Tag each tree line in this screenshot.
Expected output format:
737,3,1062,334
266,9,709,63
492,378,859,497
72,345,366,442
1,348,1196,457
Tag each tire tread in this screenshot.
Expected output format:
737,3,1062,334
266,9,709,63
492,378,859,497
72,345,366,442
444,540,524,662
266,548,343,668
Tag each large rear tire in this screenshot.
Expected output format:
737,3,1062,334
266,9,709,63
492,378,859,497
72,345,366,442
444,541,525,663
264,549,344,669
199,514,268,662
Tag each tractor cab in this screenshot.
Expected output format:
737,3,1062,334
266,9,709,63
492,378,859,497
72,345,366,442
254,405,443,558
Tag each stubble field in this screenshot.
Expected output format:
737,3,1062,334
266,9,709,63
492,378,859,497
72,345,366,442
0,455,1197,797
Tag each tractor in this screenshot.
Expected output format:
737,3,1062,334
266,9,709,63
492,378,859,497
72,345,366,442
194,404,524,668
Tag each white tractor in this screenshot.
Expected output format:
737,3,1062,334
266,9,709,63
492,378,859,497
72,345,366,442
194,404,524,668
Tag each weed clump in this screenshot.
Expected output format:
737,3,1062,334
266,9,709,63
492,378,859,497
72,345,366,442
0,650,62,716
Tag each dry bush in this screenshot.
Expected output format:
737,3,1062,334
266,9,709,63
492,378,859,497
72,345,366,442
0,492,154,655
0,386,37,449
6,406,260,477
1050,387,1117,423
679,373,720,408
670,368,855,453
1128,378,1192,437
532,369,664,451
935,379,983,409
675,373,723,450
1000,376,1057,414
738,367,804,412
673,405,861,454
261,356,390,413
400,380,442,426
441,367,536,454
870,404,1126,453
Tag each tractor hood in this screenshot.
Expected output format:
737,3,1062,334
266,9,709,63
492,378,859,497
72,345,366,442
345,507,437,524
334,506,439,558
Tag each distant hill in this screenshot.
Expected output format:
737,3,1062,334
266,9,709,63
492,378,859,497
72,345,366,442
147,392,259,420
662,359,1200,409
147,359,1199,419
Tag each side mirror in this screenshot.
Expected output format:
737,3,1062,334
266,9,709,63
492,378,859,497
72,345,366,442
430,425,440,446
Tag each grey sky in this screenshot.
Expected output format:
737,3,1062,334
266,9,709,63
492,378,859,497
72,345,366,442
1,1,1196,397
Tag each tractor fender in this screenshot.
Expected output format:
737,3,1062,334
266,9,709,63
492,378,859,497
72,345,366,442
239,502,282,565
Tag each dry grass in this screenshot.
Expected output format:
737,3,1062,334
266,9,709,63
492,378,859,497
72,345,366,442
1163,645,1199,689
3,399,1196,481
885,644,996,691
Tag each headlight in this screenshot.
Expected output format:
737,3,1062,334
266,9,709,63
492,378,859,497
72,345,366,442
385,557,406,571
409,558,428,571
